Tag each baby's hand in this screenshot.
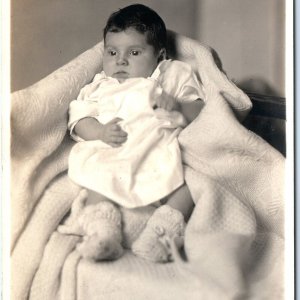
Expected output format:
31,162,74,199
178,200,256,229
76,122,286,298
100,118,127,147
156,93,177,111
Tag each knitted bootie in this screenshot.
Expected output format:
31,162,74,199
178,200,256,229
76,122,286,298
77,201,124,261
131,205,186,263
58,189,88,236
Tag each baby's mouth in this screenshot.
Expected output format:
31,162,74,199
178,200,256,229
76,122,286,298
113,71,129,83
114,71,129,78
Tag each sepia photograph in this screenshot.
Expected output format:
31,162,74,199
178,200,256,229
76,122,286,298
6,0,293,299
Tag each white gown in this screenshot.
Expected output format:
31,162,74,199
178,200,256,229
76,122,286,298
68,60,203,208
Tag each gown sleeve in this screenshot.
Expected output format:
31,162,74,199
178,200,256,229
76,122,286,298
157,60,205,103
68,73,105,141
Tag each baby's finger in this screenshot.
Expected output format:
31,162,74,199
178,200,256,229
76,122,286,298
110,126,128,138
110,136,127,143
155,96,161,107
164,103,171,111
107,117,123,125
111,129,127,137
162,102,171,111
165,100,175,111
108,142,122,148
110,124,122,131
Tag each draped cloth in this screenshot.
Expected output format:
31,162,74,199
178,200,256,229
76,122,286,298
11,32,284,300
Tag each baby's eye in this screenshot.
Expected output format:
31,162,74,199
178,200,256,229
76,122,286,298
107,50,117,56
130,50,141,56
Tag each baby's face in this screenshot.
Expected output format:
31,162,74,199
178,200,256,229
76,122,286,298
103,28,160,82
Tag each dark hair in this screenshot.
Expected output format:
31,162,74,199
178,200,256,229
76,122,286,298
103,4,167,53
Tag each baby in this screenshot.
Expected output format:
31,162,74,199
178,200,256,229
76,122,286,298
63,4,204,263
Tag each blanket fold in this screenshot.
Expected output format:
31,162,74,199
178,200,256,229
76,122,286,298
11,32,284,300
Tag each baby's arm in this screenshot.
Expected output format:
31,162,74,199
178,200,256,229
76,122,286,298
74,117,127,147
156,93,204,124
178,98,205,124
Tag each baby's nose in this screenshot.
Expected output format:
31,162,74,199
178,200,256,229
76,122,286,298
117,55,128,65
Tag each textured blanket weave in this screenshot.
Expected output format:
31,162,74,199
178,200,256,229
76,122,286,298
11,32,284,300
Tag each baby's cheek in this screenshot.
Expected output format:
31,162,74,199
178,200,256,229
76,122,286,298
102,62,113,77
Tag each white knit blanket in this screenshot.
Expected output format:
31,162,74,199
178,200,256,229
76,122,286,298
11,32,285,300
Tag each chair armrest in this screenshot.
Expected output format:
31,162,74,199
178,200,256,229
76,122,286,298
242,92,286,156
246,92,286,120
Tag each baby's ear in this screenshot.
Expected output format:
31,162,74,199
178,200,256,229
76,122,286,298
158,48,167,62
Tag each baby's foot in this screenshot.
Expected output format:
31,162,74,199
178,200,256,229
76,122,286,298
57,189,88,236
131,205,186,263
78,201,124,261
77,234,123,261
